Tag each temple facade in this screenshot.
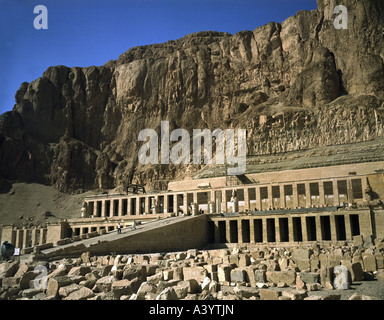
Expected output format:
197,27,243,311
2,161,384,253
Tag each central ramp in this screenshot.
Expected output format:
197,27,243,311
38,215,209,259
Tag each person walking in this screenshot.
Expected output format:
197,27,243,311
117,223,122,234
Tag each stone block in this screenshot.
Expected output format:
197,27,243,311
350,262,364,281
375,254,384,269
234,286,259,299
238,254,251,267
59,283,81,297
93,275,115,293
254,270,266,283
292,248,310,261
2,277,20,288
136,282,157,300
0,261,20,278
259,288,281,300
67,266,91,277
183,267,208,283
217,265,232,283
362,253,377,272
156,287,178,300
230,268,246,283
266,270,296,286
281,289,308,300
19,271,38,290
112,278,142,296
123,265,146,281
22,288,42,299
299,272,319,284
64,287,95,300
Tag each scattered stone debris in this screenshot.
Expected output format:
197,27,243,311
0,240,383,300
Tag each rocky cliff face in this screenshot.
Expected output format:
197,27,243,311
1,0,384,193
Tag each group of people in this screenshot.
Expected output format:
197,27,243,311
116,220,136,234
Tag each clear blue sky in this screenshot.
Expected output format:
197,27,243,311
0,0,317,115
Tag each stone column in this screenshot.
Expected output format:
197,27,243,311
127,198,132,216
31,228,39,247
101,200,106,217
22,228,29,248
145,196,151,215
330,214,337,241
40,228,47,245
333,181,340,206
225,220,231,243
183,192,189,215
347,179,354,204
244,188,250,211
301,217,308,242
118,198,123,216
256,187,262,210
275,217,281,243
249,219,255,243
288,216,294,242
279,185,285,209
267,185,273,209
173,194,179,214
93,201,98,217
136,197,141,215
305,182,311,208
319,182,325,206
238,219,243,244
15,229,23,248
345,214,352,240
262,218,268,243
292,184,299,208
210,190,216,214
110,199,115,217
193,192,198,212
222,190,228,213
316,215,322,241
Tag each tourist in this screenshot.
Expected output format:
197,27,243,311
117,223,122,234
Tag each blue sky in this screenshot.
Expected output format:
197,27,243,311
0,0,317,115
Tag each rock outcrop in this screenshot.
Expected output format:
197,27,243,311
0,0,383,192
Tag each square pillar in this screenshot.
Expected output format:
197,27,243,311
31,228,39,247
249,219,255,243
238,219,243,244
345,214,352,240
244,188,250,211
288,216,294,242
145,196,151,214
292,184,299,208
101,200,106,217
301,217,308,242
173,194,179,214
275,217,281,243
136,197,141,215
110,199,115,217
333,181,340,206
316,215,322,241
330,214,337,241
305,182,311,208
256,187,262,210
225,220,231,243
319,182,325,206
222,190,228,213
267,186,273,210
93,201,98,217
279,185,285,209
118,198,123,216
347,179,354,204
40,229,47,245
183,192,189,215
127,198,132,215
22,229,30,248
262,218,268,243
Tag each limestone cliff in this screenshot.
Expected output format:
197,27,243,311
0,0,384,193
